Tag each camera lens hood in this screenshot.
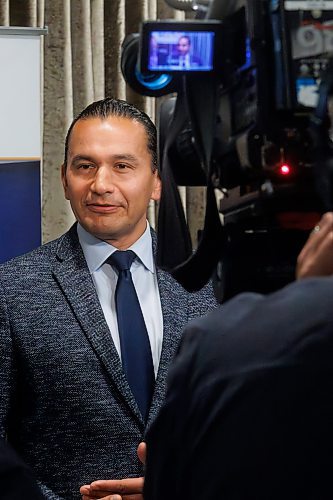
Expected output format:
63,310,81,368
121,33,175,97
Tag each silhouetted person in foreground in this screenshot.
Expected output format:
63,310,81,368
143,213,333,500
0,439,43,499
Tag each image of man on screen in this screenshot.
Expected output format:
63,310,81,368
147,30,214,72
174,35,202,69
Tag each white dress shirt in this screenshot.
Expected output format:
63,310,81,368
77,222,164,377
179,54,190,69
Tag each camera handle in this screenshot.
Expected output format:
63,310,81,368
157,73,225,292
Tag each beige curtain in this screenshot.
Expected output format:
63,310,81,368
0,0,205,247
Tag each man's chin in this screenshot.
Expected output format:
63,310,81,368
78,219,121,242
89,229,120,243
78,216,146,249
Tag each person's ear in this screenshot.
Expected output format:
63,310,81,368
61,164,70,200
151,173,162,202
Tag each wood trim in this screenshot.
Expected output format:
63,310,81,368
0,157,40,162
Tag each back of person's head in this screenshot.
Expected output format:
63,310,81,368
64,97,157,172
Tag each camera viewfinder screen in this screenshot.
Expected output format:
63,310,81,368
148,31,215,72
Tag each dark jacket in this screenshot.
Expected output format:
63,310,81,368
145,277,333,500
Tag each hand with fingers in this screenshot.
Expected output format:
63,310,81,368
296,212,333,279
80,476,144,500
80,442,146,500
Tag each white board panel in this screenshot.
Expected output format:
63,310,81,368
0,34,41,157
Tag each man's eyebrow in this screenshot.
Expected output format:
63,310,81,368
112,154,139,164
70,154,139,164
71,155,95,164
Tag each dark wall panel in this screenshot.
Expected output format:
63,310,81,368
0,160,41,263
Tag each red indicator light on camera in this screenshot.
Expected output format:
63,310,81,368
279,164,291,175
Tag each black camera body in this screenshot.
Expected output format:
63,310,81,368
121,0,333,299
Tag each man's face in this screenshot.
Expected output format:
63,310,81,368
177,37,190,56
62,116,161,249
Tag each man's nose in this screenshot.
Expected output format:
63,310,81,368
91,166,116,194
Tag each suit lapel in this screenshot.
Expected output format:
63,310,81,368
52,225,144,426
147,231,190,424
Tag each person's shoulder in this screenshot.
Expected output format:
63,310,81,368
190,275,333,328
0,225,77,274
182,276,333,363
192,54,202,63
0,241,53,272
190,280,218,306
255,275,333,322
187,289,263,338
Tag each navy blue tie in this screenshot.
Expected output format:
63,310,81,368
108,250,154,421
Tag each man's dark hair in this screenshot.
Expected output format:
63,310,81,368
64,97,158,172
178,35,191,45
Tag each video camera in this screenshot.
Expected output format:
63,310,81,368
121,0,333,301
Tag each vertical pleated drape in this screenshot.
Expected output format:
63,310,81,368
0,0,205,247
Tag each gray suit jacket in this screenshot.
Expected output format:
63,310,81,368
0,224,216,499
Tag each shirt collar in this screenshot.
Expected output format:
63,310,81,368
77,222,155,274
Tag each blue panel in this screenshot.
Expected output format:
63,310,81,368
0,161,41,263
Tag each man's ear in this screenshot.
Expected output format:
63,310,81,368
61,164,69,200
151,172,162,202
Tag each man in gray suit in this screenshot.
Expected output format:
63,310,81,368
0,98,216,499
